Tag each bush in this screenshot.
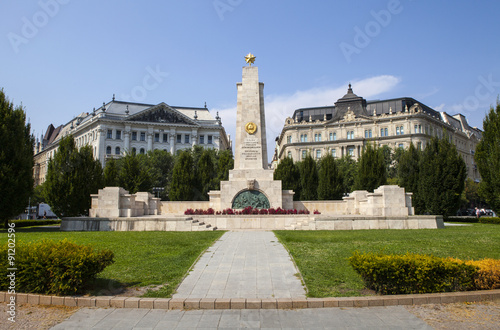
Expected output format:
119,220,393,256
349,252,477,295
460,258,500,290
4,219,61,229
0,239,114,295
479,217,500,225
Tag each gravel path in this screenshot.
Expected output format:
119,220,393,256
0,303,78,330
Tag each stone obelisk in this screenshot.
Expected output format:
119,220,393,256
209,54,294,210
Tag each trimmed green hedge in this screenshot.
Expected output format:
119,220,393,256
479,217,500,224
349,252,477,295
0,239,114,295
4,219,62,228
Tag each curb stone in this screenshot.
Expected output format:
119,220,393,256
2,290,499,310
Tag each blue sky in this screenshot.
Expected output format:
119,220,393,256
2,0,500,159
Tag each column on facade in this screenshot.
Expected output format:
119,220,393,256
169,128,176,154
124,125,131,152
213,134,220,149
191,129,198,148
147,126,154,151
97,127,106,167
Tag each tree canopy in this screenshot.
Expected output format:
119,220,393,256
354,143,387,192
475,101,500,213
0,89,34,226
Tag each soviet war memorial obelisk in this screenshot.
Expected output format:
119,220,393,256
208,53,295,211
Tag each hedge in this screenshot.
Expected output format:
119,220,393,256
349,252,478,295
0,239,114,295
4,219,62,228
479,217,500,225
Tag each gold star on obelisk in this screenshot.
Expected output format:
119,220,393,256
244,53,256,66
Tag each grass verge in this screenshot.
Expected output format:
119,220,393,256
274,224,500,298
0,228,224,298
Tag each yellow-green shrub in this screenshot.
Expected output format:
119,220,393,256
455,258,500,290
0,239,114,295
349,252,478,295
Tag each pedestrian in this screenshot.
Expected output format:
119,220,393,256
475,207,480,219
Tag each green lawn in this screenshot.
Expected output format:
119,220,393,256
0,227,224,297
274,224,500,298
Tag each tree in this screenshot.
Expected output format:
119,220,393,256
118,153,151,194
354,143,386,192
337,155,358,195
298,154,318,200
397,143,422,211
317,154,343,200
0,89,34,226
103,157,119,186
274,157,301,200
169,150,196,201
418,136,467,216
44,135,103,217
216,149,234,189
196,149,216,200
475,101,500,213
145,149,174,200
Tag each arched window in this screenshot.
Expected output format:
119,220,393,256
132,148,137,155
115,147,120,155
106,146,111,154
140,148,145,154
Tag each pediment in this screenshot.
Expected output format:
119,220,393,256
126,103,197,125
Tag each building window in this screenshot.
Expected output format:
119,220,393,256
348,147,354,156
333,132,337,141
316,149,321,159
115,147,120,155
347,131,354,139
414,124,422,133
199,135,205,144
106,146,111,154
398,143,404,149
163,133,168,142
208,135,213,144
396,127,400,135
302,150,307,159
329,132,333,141
417,142,422,150
116,130,121,140
107,130,113,139
177,134,182,143
364,129,372,138
132,147,136,154
300,134,308,142
140,148,145,154
154,133,160,142
287,136,292,143
381,128,388,137
287,151,292,158
400,126,404,135
140,132,146,141
132,131,137,141
331,149,336,158
314,133,322,142
185,134,190,144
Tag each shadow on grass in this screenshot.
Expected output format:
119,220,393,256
87,278,142,296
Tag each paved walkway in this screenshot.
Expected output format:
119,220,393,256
51,306,432,329
173,231,306,299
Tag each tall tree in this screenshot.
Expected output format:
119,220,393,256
169,150,196,201
337,155,358,195
475,101,500,213
103,157,119,186
274,156,301,200
0,89,34,226
354,143,387,192
317,154,343,200
299,154,318,200
196,149,216,201
216,149,234,189
397,143,422,211
145,149,174,200
418,136,467,216
118,153,151,194
44,135,103,216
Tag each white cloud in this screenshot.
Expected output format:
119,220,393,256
212,75,401,161
433,103,445,111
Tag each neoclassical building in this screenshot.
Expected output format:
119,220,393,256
33,97,231,186
274,85,482,181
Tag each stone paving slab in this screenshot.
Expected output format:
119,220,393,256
172,231,307,299
51,306,433,329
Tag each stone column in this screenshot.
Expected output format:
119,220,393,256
97,127,106,167
192,129,198,148
124,127,131,152
147,127,154,151
169,129,176,154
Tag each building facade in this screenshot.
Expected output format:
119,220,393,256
274,85,482,181
33,98,231,186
